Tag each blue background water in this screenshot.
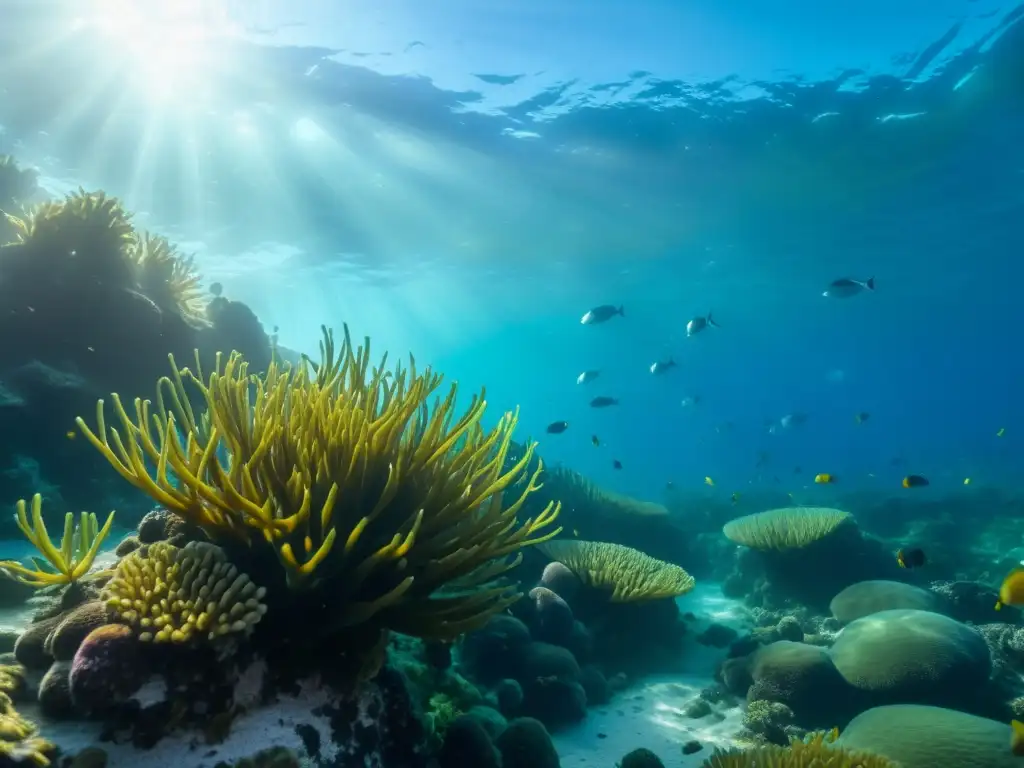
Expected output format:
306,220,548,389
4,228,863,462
0,0,1021,503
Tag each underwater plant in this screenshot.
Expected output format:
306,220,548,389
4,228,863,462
76,324,562,645
722,507,852,551
702,728,897,767
3,188,137,285
537,540,695,601
127,231,207,324
0,494,115,588
0,155,39,210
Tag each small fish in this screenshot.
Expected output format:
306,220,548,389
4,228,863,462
996,567,1024,610
666,481,675,490
590,396,619,408
546,421,569,434
964,477,971,485
612,459,623,470
998,427,1006,437
580,305,624,325
680,395,701,408
577,370,600,385
573,528,580,537
756,451,770,468
65,431,76,440
649,359,676,375
1012,719,1024,756
855,412,870,424
704,476,715,487
780,412,808,429
591,435,600,447
896,547,926,569
814,473,835,484
686,311,720,336
902,474,929,488
731,492,740,504
210,282,223,297
822,276,875,298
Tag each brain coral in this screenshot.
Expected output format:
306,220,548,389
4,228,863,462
829,609,991,705
722,507,851,551
830,580,944,625
837,704,1019,768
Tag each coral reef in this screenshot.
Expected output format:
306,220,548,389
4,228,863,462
829,580,946,625
702,728,897,767
0,165,272,524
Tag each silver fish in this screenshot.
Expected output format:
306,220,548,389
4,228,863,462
577,370,600,385
649,359,676,375
581,305,624,325
686,311,719,336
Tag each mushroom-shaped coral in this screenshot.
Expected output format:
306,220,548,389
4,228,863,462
700,728,897,767
0,494,115,588
536,540,694,602
102,540,268,643
830,580,944,625
76,324,561,646
722,507,852,551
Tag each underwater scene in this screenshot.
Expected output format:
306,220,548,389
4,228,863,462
0,0,1023,766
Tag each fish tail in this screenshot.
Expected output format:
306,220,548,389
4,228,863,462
708,311,719,328
618,305,625,316
996,601,1003,611
866,277,875,291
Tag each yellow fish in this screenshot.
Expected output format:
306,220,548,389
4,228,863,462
65,431,76,440
996,567,1024,611
1012,719,1024,756
704,476,714,487
964,477,971,485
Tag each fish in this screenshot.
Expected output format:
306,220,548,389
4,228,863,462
998,427,1006,437
580,305,624,325
964,477,972,485
896,547,926,569
996,567,1024,610
780,412,808,429
577,370,600,385
546,421,569,434
680,395,701,408
612,459,622,470
591,435,600,447
704,476,715,487
649,359,676,375
731,492,740,504
902,474,929,488
65,431,76,440
855,412,870,424
209,282,223,297
814,473,835,484
686,311,720,336
822,277,875,298
1012,719,1024,756
590,396,619,408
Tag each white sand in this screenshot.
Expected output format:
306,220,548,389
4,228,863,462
553,583,752,767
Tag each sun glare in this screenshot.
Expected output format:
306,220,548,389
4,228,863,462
83,0,235,102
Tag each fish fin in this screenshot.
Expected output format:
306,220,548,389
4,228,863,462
618,305,625,316
865,277,875,290
708,311,720,328
996,602,1003,611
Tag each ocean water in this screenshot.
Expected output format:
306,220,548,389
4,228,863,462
1,0,1021,505
1,2,1024,766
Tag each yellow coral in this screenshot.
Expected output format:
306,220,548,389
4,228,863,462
722,507,852,551
703,729,899,767
3,188,134,261
128,231,207,323
103,541,268,643
0,737,54,767
0,495,115,587
537,539,694,602
76,325,561,640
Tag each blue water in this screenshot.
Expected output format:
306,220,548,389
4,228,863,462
0,0,1021,503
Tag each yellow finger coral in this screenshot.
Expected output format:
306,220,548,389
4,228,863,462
702,728,898,767
103,541,268,643
128,231,207,324
537,540,694,602
0,495,115,587
3,189,135,281
77,325,561,641
722,507,852,551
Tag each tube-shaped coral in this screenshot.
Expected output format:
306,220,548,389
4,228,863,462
0,495,115,587
77,325,561,640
